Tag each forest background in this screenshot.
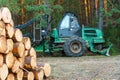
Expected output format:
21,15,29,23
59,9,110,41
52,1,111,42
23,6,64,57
0,0,120,55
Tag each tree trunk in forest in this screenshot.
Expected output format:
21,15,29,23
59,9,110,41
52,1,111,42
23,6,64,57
21,0,24,24
98,0,103,30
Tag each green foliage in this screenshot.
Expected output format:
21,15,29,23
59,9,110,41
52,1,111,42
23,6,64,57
0,0,20,14
24,0,63,28
102,0,120,55
103,26,120,55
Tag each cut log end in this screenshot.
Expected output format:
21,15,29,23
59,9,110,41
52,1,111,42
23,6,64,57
13,42,25,58
1,7,12,23
0,36,7,53
33,69,44,80
13,29,23,42
0,64,9,80
23,71,34,80
23,37,31,50
25,56,37,69
38,63,51,77
5,52,15,68
6,24,14,38
0,54,3,67
17,69,23,80
6,73,15,80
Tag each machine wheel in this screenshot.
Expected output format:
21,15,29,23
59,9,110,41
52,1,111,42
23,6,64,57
64,36,86,57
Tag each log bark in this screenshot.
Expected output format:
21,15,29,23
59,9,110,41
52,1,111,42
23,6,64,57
6,73,15,80
1,7,11,23
0,21,6,36
28,47,37,58
13,42,25,58
16,69,23,80
23,71,34,80
12,59,20,73
13,29,23,42
33,68,44,80
0,36,7,53
24,56,37,69
37,63,51,77
6,24,14,38
23,37,31,50
0,54,3,67
5,52,15,68
0,64,9,80
7,39,13,52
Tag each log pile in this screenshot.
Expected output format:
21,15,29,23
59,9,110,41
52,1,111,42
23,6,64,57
0,7,51,80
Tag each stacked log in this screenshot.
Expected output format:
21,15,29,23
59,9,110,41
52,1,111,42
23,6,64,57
0,7,51,80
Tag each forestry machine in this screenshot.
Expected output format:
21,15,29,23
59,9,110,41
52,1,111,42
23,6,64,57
16,12,112,57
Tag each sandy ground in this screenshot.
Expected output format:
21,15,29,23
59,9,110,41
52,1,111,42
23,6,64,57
37,55,120,80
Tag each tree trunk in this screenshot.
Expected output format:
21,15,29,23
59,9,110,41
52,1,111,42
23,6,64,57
6,24,14,38
13,29,23,42
33,68,44,80
0,54,3,67
0,64,9,80
13,42,25,58
0,36,7,53
5,52,15,68
6,73,15,80
98,0,103,30
1,7,11,23
22,37,31,50
23,71,34,80
24,56,37,69
37,63,51,77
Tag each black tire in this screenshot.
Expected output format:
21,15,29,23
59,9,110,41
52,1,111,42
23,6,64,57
64,36,86,57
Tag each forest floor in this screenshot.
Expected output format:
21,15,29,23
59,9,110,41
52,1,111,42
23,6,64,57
37,55,120,80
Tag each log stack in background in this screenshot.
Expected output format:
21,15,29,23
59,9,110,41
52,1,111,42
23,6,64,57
0,7,51,80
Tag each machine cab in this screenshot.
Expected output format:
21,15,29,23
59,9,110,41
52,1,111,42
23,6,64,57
58,13,81,37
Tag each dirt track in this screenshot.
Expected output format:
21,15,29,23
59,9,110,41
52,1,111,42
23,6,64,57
37,55,120,80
